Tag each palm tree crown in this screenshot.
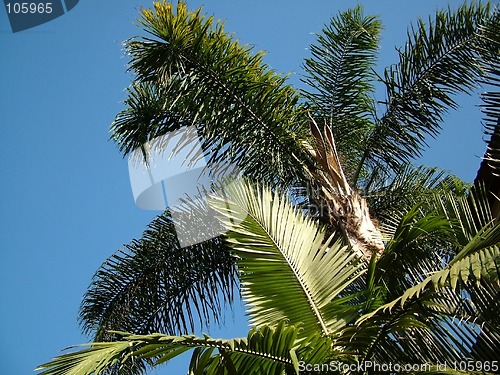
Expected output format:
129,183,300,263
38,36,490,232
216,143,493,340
38,1,500,374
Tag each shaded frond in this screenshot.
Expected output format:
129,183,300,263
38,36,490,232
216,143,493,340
365,164,461,222
375,175,496,299
376,204,455,298
358,226,500,325
432,185,495,246
477,91,500,181
79,212,237,341
345,188,500,364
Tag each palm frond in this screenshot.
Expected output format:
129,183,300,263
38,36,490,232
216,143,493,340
209,179,366,339
364,164,461,222
343,185,500,364
362,243,499,322
375,204,455,298
302,6,380,182
375,179,496,300
476,92,500,189
352,243,499,364
372,183,499,314
432,186,495,246
36,322,333,375
112,1,312,187
79,212,237,342
353,219,500,364
360,2,500,173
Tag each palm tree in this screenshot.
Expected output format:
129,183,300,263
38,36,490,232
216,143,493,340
37,1,500,374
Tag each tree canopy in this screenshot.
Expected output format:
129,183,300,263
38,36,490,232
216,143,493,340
37,2,500,374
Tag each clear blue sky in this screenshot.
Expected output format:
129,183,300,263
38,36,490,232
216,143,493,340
0,1,488,374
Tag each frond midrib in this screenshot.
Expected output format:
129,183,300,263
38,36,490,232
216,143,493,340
234,197,331,336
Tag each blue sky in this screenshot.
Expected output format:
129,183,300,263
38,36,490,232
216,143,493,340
0,1,489,374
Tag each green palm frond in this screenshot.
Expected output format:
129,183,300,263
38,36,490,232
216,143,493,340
365,164,461,222
431,186,495,246
360,2,500,173
112,1,311,186
344,186,500,364
375,180,496,300
340,245,499,367
351,242,499,365
209,179,366,338
36,322,333,375
79,212,237,341
185,322,334,375
371,184,499,315
375,204,455,298
477,91,500,184
356,215,500,330
361,243,499,323
302,6,380,182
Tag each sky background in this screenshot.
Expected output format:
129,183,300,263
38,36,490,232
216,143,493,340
0,1,491,374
